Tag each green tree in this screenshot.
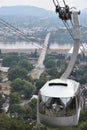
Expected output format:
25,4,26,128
10,92,20,105
44,59,56,69
19,59,33,71
0,113,37,130
0,71,2,82
30,49,38,58
11,78,35,99
79,109,87,123
11,78,25,92
73,65,87,84
28,98,37,120
47,68,58,78
2,53,19,67
24,81,35,99
79,122,87,130
44,56,56,68
8,66,28,81
10,104,26,118
35,78,47,94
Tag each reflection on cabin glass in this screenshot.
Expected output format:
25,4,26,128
39,95,76,117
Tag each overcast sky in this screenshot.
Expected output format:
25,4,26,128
0,0,87,10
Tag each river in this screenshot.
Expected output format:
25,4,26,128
0,42,87,50
0,42,41,49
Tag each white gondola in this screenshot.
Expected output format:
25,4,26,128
37,2,82,127
38,78,83,127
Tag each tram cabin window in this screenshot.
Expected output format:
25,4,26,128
39,95,77,117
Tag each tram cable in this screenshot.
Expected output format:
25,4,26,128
80,41,87,56
36,1,86,127
62,20,74,39
63,0,87,56
63,20,87,56
0,23,29,41
0,18,31,41
52,0,87,60
55,0,87,56
0,18,41,48
38,9,84,126
64,20,87,56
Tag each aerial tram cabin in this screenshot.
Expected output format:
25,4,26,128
37,0,83,127
37,79,83,127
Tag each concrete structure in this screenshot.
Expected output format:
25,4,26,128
31,33,50,79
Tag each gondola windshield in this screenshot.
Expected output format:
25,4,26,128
39,95,76,117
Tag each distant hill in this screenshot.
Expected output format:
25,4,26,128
0,6,87,26
0,6,61,28
0,6,55,17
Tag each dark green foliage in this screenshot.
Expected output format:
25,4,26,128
27,98,37,120
79,122,87,130
47,68,58,77
10,92,20,104
43,56,68,79
0,113,37,130
57,59,67,69
24,81,36,99
30,49,38,58
0,71,2,82
9,98,37,121
72,65,87,84
11,78,25,92
45,59,56,68
2,53,19,67
0,106,87,130
79,109,87,123
35,78,47,94
44,56,56,69
8,66,28,81
9,104,26,118
18,59,33,71
2,53,33,81
11,78,35,100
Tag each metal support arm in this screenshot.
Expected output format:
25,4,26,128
61,12,80,79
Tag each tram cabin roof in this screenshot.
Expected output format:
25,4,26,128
40,79,80,98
